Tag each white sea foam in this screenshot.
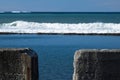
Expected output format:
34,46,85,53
11,11,31,13
11,11,21,13
0,21,120,34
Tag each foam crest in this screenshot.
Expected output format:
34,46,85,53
0,21,120,34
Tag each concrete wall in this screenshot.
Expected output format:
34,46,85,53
73,49,120,80
2,48,120,80
0,48,38,80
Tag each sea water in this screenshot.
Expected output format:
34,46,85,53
0,35,120,80
0,12,120,80
0,12,120,33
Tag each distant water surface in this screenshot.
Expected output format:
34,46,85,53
0,12,120,23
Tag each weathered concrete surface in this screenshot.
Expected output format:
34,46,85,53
73,49,120,80
0,48,38,80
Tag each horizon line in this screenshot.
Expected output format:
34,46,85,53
0,11,120,14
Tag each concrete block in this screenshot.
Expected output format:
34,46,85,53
0,48,38,80
73,49,120,80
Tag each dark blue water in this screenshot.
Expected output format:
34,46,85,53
0,12,120,23
0,34,120,80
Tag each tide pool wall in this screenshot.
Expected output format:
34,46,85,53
0,48,120,80
73,49,120,80
0,48,38,80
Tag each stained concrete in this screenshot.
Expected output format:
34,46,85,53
0,48,38,80
73,49,120,80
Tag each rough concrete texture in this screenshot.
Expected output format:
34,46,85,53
73,49,120,80
0,48,38,80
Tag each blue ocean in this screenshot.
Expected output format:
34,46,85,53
0,12,120,80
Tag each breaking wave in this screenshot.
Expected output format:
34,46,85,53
0,21,120,34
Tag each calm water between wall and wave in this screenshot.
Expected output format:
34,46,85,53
0,35,120,80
